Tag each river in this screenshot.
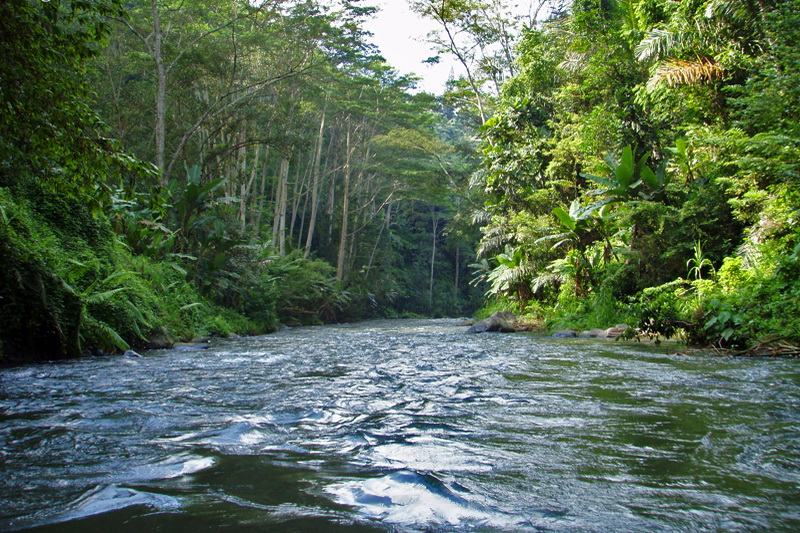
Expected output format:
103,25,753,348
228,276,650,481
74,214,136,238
1,319,799,531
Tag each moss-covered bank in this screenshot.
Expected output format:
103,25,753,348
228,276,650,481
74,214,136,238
0,184,259,363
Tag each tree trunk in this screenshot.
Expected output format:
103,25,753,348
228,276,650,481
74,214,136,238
240,143,261,235
288,151,306,243
272,156,289,255
367,202,392,277
336,127,352,282
304,113,326,257
253,145,270,235
152,0,166,182
429,208,439,312
453,245,460,305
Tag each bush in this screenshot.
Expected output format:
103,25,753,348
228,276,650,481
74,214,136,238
262,251,350,325
0,183,263,362
628,279,693,342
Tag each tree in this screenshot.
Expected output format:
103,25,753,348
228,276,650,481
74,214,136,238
0,0,127,199
104,0,327,183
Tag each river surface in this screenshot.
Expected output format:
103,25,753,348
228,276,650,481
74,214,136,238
1,319,799,531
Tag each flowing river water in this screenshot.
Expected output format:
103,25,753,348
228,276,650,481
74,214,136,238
1,319,799,532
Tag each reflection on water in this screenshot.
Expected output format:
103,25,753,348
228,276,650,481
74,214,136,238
1,319,799,532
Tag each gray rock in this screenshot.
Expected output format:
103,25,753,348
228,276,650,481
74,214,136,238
147,333,173,350
551,329,578,338
579,328,607,338
123,350,143,358
467,311,518,333
605,324,629,338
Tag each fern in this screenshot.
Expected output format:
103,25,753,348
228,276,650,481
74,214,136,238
81,315,130,352
84,287,127,305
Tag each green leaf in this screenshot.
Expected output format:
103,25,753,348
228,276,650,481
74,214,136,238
84,287,127,304
616,146,635,188
553,206,576,231
676,137,687,158
640,166,659,189
84,316,130,351
582,172,617,189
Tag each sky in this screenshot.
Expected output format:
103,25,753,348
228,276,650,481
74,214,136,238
361,0,460,94
362,1,551,95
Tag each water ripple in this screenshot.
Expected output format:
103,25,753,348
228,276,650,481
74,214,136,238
1,319,799,531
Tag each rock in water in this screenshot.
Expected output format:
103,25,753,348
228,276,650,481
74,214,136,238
147,333,173,349
123,350,143,358
604,324,629,338
579,328,607,338
551,329,578,338
467,311,518,333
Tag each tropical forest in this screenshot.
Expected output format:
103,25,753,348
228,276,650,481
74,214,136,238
2,0,799,362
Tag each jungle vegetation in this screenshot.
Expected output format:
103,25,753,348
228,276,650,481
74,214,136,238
1,0,798,361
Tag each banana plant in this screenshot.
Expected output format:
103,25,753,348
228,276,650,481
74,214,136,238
541,199,598,249
166,165,245,295
536,199,602,297
170,165,230,249
582,145,670,202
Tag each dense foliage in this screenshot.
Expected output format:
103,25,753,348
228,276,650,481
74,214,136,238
473,0,800,348
2,0,798,361
0,0,482,362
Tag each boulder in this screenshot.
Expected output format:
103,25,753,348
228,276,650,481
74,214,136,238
467,311,518,333
551,329,578,338
147,332,173,350
605,324,629,338
579,328,607,338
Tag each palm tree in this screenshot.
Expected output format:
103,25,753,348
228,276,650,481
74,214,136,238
635,0,773,91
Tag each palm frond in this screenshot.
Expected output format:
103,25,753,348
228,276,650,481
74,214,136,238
471,209,492,226
636,28,684,61
83,315,130,351
99,270,137,288
125,300,151,341
469,168,489,190
532,270,562,293
534,231,571,245
647,58,726,90
559,51,588,74
477,224,514,259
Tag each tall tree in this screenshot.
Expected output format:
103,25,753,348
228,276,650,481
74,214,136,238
103,0,326,183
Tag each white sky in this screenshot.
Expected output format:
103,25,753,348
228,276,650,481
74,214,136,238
362,1,551,95
362,0,461,94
